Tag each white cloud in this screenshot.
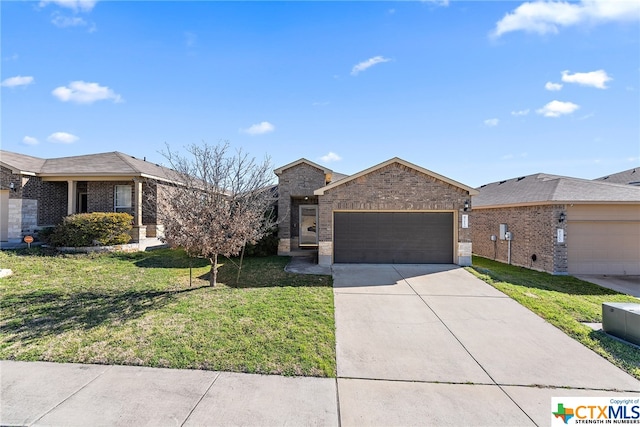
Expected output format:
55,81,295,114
240,121,275,135
39,0,97,12
351,56,391,76
561,69,612,89
22,136,39,146
545,81,563,91
51,13,87,28
1,75,34,88
536,100,580,117
47,132,79,144
52,81,122,104
511,109,530,116
492,0,640,38
320,152,342,163
484,118,499,127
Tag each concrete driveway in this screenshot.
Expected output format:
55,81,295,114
575,274,640,298
332,264,640,426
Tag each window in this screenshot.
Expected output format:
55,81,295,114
114,185,132,213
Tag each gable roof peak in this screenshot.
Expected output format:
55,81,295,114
274,158,333,176
314,156,478,196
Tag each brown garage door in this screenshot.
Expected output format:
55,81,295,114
334,212,453,264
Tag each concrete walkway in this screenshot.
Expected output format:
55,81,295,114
2,264,639,426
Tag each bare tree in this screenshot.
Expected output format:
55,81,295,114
155,141,277,287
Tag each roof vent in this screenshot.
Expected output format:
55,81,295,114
517,176,525,182
480,184,487,188
498,180,506,185
602,176,609,180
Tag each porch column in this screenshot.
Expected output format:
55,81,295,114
133,178,143,226
67,180,76,215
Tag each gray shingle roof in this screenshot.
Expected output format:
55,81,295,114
0,150,179,183
594,167,640,186
0,151,47,174
474,173,640,207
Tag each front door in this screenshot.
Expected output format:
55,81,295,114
77,193,88,213
299,205,318,246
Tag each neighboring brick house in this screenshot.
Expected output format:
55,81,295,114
472,172,640,275
0,150,178,242
275,157,478,267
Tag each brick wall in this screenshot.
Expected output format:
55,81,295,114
471,204,568,274
142,180,157,224
1,167,67,228
317,162,472,265
1,167,24,199
37,181,67,225
88,181,133,213
24,176,67,225
318,163,471,239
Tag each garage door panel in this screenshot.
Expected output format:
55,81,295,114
568,222,640,275
334,212,453,264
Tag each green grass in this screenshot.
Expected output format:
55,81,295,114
0,248,335,377
468,256,640,380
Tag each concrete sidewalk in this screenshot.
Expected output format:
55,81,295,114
1,361,338,426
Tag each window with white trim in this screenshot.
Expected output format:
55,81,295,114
114,185,132,213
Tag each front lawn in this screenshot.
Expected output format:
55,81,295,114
468,256,640,380
0,249,335,377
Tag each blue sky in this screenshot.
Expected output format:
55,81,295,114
2,0,639,187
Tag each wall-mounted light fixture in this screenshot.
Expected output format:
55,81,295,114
9,182,16,192
463,200,470,211
558,212,566,223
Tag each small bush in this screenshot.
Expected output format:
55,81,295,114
244,226,279,257
35,226,55,242
46,213,133,247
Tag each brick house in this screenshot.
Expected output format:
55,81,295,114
0,150,178,242
471,172,640,275
275,157,478,267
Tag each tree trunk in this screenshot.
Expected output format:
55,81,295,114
209,253,218,287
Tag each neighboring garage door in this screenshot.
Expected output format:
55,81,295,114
568,221,640,275
334,212,453,264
